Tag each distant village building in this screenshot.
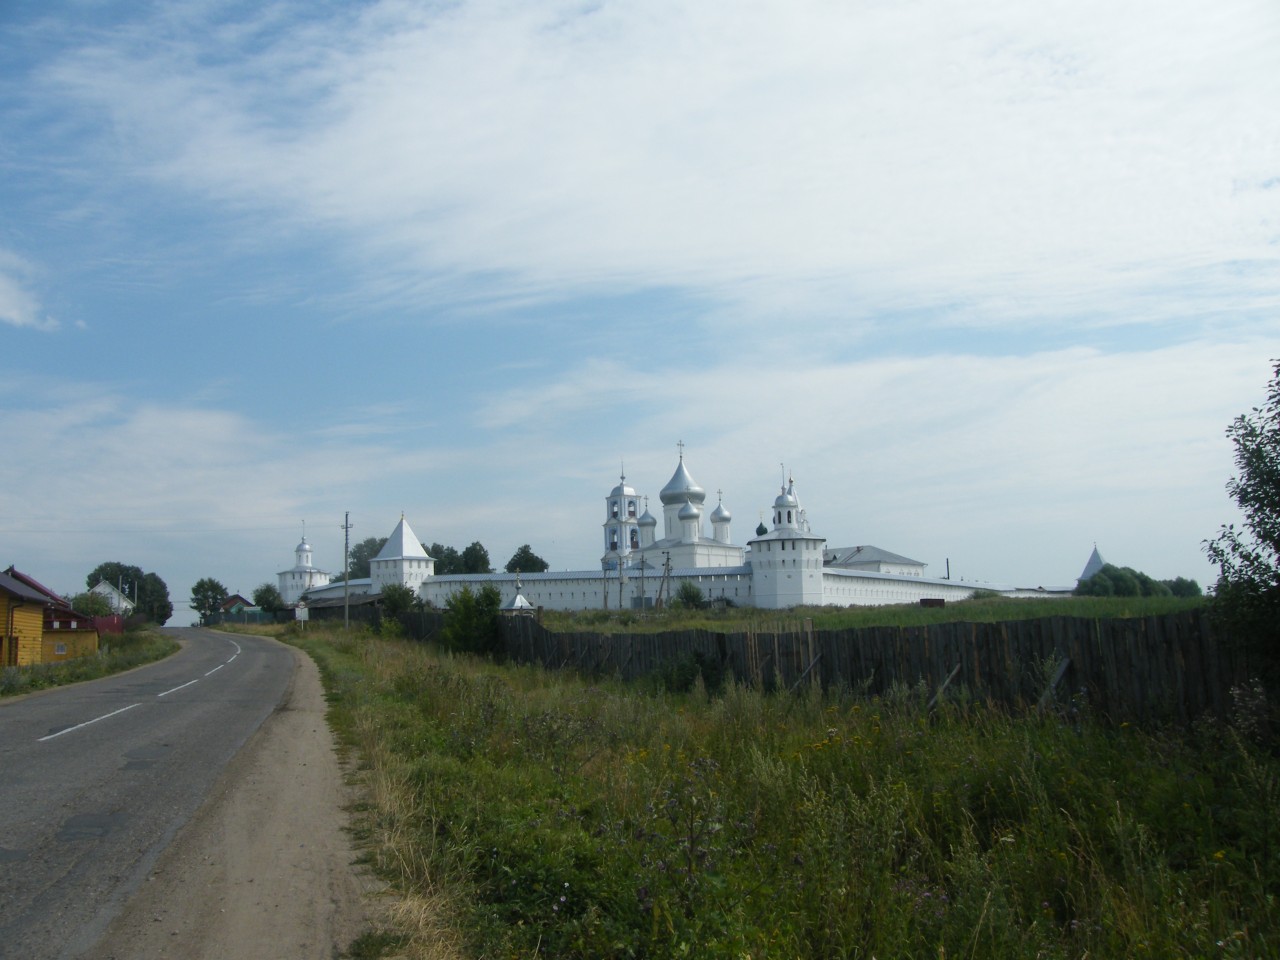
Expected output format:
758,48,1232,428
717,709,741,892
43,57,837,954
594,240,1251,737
90,579,136,617
295,446,1072,612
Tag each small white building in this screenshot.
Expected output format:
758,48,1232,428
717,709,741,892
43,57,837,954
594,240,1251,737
278,534,331,606
90,580,136,616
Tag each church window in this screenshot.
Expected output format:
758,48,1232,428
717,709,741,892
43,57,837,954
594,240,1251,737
787,510,792,523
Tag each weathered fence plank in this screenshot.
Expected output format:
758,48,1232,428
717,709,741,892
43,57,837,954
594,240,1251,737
497,610,1249,724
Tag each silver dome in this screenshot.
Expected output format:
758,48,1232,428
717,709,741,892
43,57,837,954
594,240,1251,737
660,457,706,505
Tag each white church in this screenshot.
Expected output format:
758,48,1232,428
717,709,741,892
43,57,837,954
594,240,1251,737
290,447,1064,612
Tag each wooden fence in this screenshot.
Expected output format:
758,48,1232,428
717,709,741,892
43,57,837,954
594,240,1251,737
500,610,1252,723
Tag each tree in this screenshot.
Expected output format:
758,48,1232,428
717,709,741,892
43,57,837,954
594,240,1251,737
1074,563,1171,598
139,572,173,625
1206,359,1280,659
70,591,113,617
86,561,144,600
329,536,389,582
379,582,418,618
1162,577,1203,598
674,581,707,609
460,541,492,574
429,543,463,574
191,577,229,625
85,562,172,624
440,584,502,655
505,544,549,574
252,583,285,616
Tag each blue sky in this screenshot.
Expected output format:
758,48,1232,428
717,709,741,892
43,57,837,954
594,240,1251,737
2,0,1277,621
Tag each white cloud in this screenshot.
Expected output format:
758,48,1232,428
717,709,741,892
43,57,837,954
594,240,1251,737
0,251,58,331
35,0,1280,331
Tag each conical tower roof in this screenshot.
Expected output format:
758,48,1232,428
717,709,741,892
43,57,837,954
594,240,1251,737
1078,544,1105,581
376,514,430,560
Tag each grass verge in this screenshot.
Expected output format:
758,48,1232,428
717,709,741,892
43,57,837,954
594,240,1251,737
0,628,179,698
275,620,1276,959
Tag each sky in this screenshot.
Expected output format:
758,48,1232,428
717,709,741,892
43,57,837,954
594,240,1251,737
2,0,1277,623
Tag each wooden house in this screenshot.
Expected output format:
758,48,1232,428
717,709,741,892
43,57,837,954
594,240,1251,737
1,571,47,667
2,567,100,666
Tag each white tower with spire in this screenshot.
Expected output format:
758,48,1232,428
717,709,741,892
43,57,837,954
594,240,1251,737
277,524,331,606
747,472,826,608
371,514,435,593
602,468,641,571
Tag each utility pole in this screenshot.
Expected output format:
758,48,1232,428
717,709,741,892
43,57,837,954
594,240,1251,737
341,512,352,630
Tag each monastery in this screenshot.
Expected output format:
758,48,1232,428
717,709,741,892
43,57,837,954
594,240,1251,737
291,448,1059,612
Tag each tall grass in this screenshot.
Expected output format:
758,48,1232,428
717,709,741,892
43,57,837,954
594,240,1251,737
0,628,178,697
293,622,1275,959
543,594,1207,635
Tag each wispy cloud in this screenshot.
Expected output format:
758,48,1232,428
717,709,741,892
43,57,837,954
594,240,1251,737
31,0,1279,333
0,250,58,331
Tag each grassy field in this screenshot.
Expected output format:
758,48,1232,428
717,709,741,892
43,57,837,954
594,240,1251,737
540,594,1207,634
0,627,178,697
256,616,1277,960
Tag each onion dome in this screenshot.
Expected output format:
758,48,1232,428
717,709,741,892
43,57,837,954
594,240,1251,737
639,507,658,528
296,537,311,554
711,500,731,523
756,521,768,536
774,480,799,510
609,470,637,499
678,501,702,521
660,456,707,505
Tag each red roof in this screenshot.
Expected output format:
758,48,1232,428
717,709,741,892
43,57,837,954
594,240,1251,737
3,565,72,609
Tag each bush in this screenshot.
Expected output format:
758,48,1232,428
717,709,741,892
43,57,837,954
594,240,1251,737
440,585,502,656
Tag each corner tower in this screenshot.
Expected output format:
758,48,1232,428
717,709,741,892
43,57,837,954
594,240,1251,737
747,474,826,609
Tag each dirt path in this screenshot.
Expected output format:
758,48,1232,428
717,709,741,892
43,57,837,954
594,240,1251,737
82,642,380,960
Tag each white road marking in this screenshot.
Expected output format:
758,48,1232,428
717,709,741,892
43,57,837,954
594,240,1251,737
38,633,249,740
38,702,142,742
157,678,200,697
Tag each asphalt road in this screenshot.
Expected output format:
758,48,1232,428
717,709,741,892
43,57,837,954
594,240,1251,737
0,628,296,960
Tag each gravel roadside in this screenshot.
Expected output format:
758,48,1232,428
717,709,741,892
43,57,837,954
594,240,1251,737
81,641,381,960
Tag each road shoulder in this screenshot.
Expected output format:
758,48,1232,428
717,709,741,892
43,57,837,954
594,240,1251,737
81,641,381,960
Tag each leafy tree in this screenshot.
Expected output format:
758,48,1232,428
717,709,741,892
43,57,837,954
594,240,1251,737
1206,358,1280,661
252,583,285,615
70,591,113,617
85,562,171,624
460,541,493,574
1075,563,1171,599
440,584,502,656
429,543,464,574
1162,577,1202,598
505,544,549,574
86,561,144,601
191,577,229,625
330,536,388,582
139,571,173,625
380,582,418,618
674,581,707,609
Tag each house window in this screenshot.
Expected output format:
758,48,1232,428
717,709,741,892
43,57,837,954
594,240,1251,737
55,643,67,655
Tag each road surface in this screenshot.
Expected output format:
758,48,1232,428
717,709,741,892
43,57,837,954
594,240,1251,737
0,627,373,960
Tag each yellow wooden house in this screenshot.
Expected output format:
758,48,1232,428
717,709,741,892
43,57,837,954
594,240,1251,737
1,567,100,667
2,570,48,668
